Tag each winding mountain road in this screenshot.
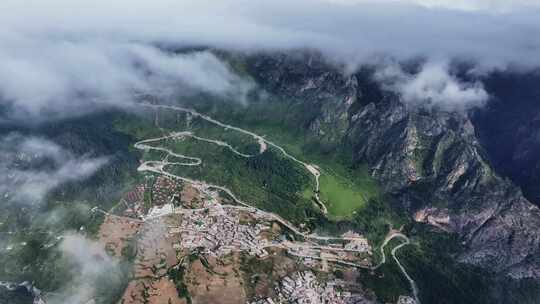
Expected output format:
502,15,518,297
392,239,420,304
140,103,327,213
133,102,419,303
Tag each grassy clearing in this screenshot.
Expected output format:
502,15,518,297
319,172,365,219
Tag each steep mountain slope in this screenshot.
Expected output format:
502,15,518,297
242,51,540,280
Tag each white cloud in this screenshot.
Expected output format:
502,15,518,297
129,45,252,100
0,0,539,118
375,61,489,111
325,0,540,12
59,233,115,277
1,0,539,66
48,233,122,304
0,34,252,121
0,134,108,204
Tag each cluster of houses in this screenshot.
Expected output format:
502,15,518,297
169,204,272,258
122,184,146,218
122,176,183,219
283,233,372,270
150,176,183,206
397,296,417,304
250,271,372,304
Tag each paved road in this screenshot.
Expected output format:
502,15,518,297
133,102,419,302
392,240,421,304
140,103,327,214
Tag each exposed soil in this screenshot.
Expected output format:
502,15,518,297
185,254,247,304
98,215,141,257
120,277,186,304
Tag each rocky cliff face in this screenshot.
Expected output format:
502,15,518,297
346,94,540,279
244,51,540,280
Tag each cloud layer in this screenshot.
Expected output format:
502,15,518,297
375,61,489,111
0,35,251,121
0,134,107,204
48,233,125,304
327,0,540,12
0,0,539,116
2,0,538,65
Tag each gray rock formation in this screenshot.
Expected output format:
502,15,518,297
243,51,540,280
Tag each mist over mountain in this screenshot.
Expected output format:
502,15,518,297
1,1,540,304
1,0,540,120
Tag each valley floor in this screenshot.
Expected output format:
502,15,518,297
103,102,420,304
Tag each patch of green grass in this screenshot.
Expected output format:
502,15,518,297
320,172,365,219
301,186,314,200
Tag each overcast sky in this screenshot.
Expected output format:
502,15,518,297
0,0,539,118
2,0,539,65
328,0,540,12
